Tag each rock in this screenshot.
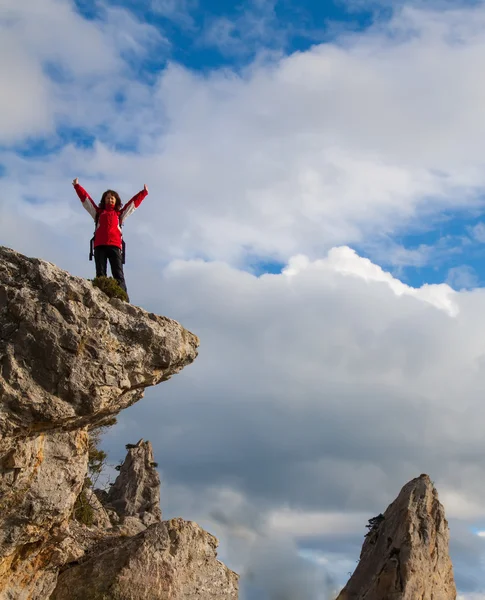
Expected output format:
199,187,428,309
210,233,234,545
51,519,239,600
0,247,203,598
83,489,112,530
337,474,456,600
0,430,88,562
115,516,147,537
105,507,121,527
0,246,199,439
107,439,162,527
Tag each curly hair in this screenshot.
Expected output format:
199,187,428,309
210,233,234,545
99,189,122,210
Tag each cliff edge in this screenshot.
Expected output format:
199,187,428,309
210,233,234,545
0,246,238,599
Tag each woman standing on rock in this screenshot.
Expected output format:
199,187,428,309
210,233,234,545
72,178,148,301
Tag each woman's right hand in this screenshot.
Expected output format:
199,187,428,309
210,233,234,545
72,178,78,186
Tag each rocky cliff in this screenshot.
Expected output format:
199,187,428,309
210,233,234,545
0,246,238,599
51,439,238,600
337,474,456,600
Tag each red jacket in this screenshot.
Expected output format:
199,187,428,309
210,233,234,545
74,184,148,249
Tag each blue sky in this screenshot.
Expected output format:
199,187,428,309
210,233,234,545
74,0,377,69
4,0,485,598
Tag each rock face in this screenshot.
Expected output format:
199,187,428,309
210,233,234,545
0,431,90,599
337,474,456,600
0,247,238,599
0,246,197,440
51,519,239,600
107,439,162,527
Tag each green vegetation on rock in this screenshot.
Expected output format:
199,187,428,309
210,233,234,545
74,420,116,526
91,277,128,302
73,488,94,527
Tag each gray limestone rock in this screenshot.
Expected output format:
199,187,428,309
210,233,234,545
337,474,456,600
83,488,112,530
0,430,89,561
0,247,204,599
51,518,239,600
0,246,199,439
107,439,162,527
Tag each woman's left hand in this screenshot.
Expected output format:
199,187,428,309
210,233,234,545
144,184,148,193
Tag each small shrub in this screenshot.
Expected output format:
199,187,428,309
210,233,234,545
73,489,94,527
91,276,128,302
88,445,107,478
84,422,117,491
72,422,119,527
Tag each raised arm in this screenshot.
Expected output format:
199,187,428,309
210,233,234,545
72,178,98,220
119,184,148,225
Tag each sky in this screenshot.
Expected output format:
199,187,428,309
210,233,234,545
3,0,485,597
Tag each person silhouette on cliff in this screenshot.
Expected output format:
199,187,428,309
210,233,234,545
72,178,148,300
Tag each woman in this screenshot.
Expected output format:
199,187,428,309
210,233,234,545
73,178,148,299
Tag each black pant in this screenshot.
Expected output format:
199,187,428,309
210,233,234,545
94,245,128,296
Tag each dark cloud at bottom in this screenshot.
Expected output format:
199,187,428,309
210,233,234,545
97,257,485,599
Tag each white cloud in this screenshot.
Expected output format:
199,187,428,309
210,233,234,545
447,265,479,290
100,6,170,59
0,0,165,144
1,0,121,76
201,0,285,57
0,42,54,142
283,247,459,315
151,0,197,28
369,242,433,267
469,222,485,243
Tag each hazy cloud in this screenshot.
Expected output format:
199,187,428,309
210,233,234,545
99,249,485,593
447,265,479,289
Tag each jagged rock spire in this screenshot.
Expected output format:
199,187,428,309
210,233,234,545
337,474,456,600
107,439,162,526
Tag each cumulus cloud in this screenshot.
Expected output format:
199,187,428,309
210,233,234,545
283,247,459,315
0,0,165,145
0,0,116,142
